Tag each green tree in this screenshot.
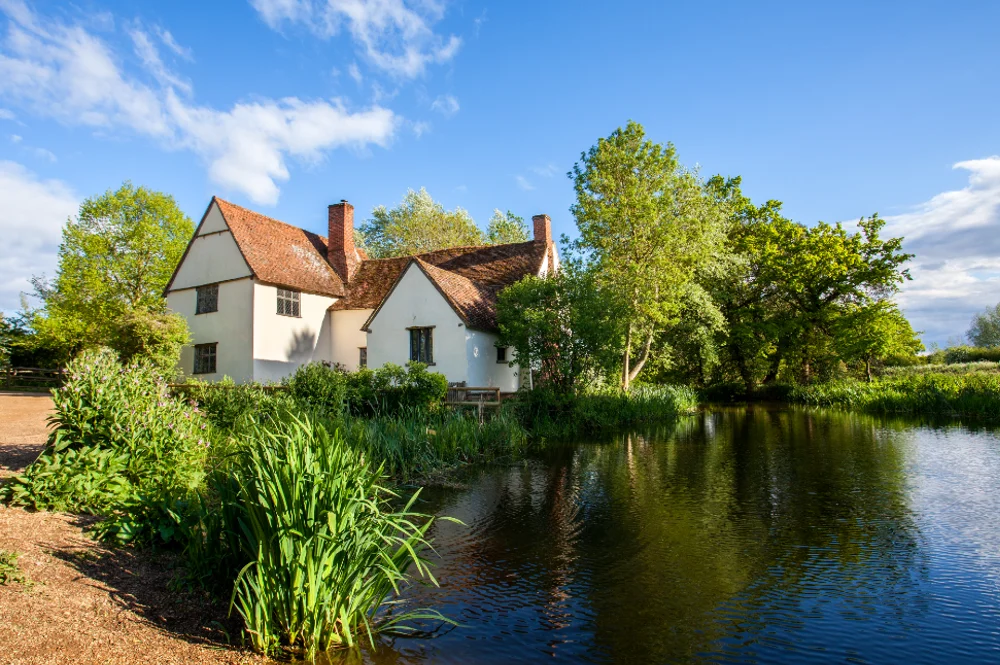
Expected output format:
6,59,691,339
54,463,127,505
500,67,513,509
833,302,923,380
570,121,726,389
967,302,1000,347
359,188,484,258
486,209,530,244
28,182,193,368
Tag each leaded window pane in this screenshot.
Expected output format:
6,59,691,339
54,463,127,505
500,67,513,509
194,343,217,374
196,284,219,314
277,288,300,317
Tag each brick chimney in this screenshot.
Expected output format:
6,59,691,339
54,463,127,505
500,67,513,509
328,200,358,283
532,214,551,243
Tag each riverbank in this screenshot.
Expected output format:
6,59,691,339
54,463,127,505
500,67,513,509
0,394,264,665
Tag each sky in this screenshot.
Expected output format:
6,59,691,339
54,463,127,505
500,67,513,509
1,0,999,347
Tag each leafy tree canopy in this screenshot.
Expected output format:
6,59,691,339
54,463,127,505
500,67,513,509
358,188,484,258
486,210,530,245
967,302,1000,347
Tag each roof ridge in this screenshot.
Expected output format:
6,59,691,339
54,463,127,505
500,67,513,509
215,196,328,243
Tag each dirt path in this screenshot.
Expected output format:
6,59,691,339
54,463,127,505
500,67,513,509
0,394,264,665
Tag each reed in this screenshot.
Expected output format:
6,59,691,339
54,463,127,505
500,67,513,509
224,416,450,658
788,373,1000,419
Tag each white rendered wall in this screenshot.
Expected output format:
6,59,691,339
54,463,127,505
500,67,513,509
252,282,336,382
366,264,469,383
167,277,254,382
170,205,251,290
466,329,519,391
331,309,373,371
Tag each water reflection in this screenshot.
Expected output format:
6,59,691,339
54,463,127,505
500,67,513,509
333,406,1000,665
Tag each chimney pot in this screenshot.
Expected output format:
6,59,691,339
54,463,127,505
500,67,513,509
532,214,551,243
328,200,358,283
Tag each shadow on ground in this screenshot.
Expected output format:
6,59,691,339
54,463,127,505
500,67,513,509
46,538,245,651
0,442,44,475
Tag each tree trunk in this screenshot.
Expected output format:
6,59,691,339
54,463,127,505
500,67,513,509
622,325,632,391
866,357,872,382
627,330,654,385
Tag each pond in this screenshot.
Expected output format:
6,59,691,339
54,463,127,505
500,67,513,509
341,406,1000,664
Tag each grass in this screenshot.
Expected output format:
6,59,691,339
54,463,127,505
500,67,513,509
788,372,1000,419
217,417,450,659
879,361,1000,377
0,549,30,587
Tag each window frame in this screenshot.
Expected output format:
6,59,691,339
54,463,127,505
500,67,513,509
359,347,368,369
496,346,507,364
195,283,219,315
408,326,434,365
193,342,218,375
276,288,301,318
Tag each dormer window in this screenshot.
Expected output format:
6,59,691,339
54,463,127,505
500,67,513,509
277,288,301,317
196,284,219,314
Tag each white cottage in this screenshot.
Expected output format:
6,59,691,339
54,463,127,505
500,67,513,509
164,197,559,391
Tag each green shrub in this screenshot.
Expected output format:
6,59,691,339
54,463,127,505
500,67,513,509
511,384,698,438
944,346,1000,364
788,373,1000,418
222,417,449,658
1,348,208,542
0,550,30,587
287,362,448,419
179,378,294,433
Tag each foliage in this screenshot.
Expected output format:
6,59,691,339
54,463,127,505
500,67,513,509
111,308,190,375
879,361,1000,377
222,417,448,658
944,345,1000,364
967,302,1000,347
359,188,484,258
287,362,448,418
485,209,529,244
570,121,726,389
0,550,30,587
833,302,923,380
496,269,613,393
510,384,698,438
788,373,1000,419
1,348,208,543
23,182,193,366
178,379,294,433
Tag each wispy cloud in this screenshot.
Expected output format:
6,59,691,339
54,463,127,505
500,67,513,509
0,1,397,205
348,61,363,83
430,93,459,117
248,0,461,78
530,163,558,178
0,160,77,312
0,108,14,120
884,157,1000,346
515,174,534,191
155,26,193,61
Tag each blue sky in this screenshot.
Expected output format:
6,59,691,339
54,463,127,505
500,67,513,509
2,0,999,346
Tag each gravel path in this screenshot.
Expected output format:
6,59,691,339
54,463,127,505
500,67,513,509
0,394,265,665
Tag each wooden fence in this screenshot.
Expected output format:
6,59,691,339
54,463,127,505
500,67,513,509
1,367,66,391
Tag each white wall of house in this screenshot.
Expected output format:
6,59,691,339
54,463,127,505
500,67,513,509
251,283,337,382
167,277,254,382
331,309,372,371
366,264,469,383
170,207,251,291
466,329,519,391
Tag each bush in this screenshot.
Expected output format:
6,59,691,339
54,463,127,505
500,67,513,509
287,362,448,418
788,373,1000,418
511,384,698,438
944,346,1000,364
1,348,208,542
215,417,448,657
181,379,295,433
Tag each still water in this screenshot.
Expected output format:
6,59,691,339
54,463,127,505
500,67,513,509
346,406,1000,664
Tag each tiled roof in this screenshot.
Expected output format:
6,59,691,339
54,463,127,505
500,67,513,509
214,197,347,297
331,241,551,318
413,259,502,331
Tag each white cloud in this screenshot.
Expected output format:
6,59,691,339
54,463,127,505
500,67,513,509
411,119,430,137
515,174,534,191
0,108,14,120
530,163,558,178
0,160,77,313
884,157,1000,346
9,133,19,142
430,93,458,117
249,0,461,78
155,26,193,61
0,2,397,205
348,61,363,83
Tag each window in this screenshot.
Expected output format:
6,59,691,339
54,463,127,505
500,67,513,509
496,346,507,363
194,343,217,374
359,347,368,369
409,327,433,364
195,284,219,314
277,288,301,317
